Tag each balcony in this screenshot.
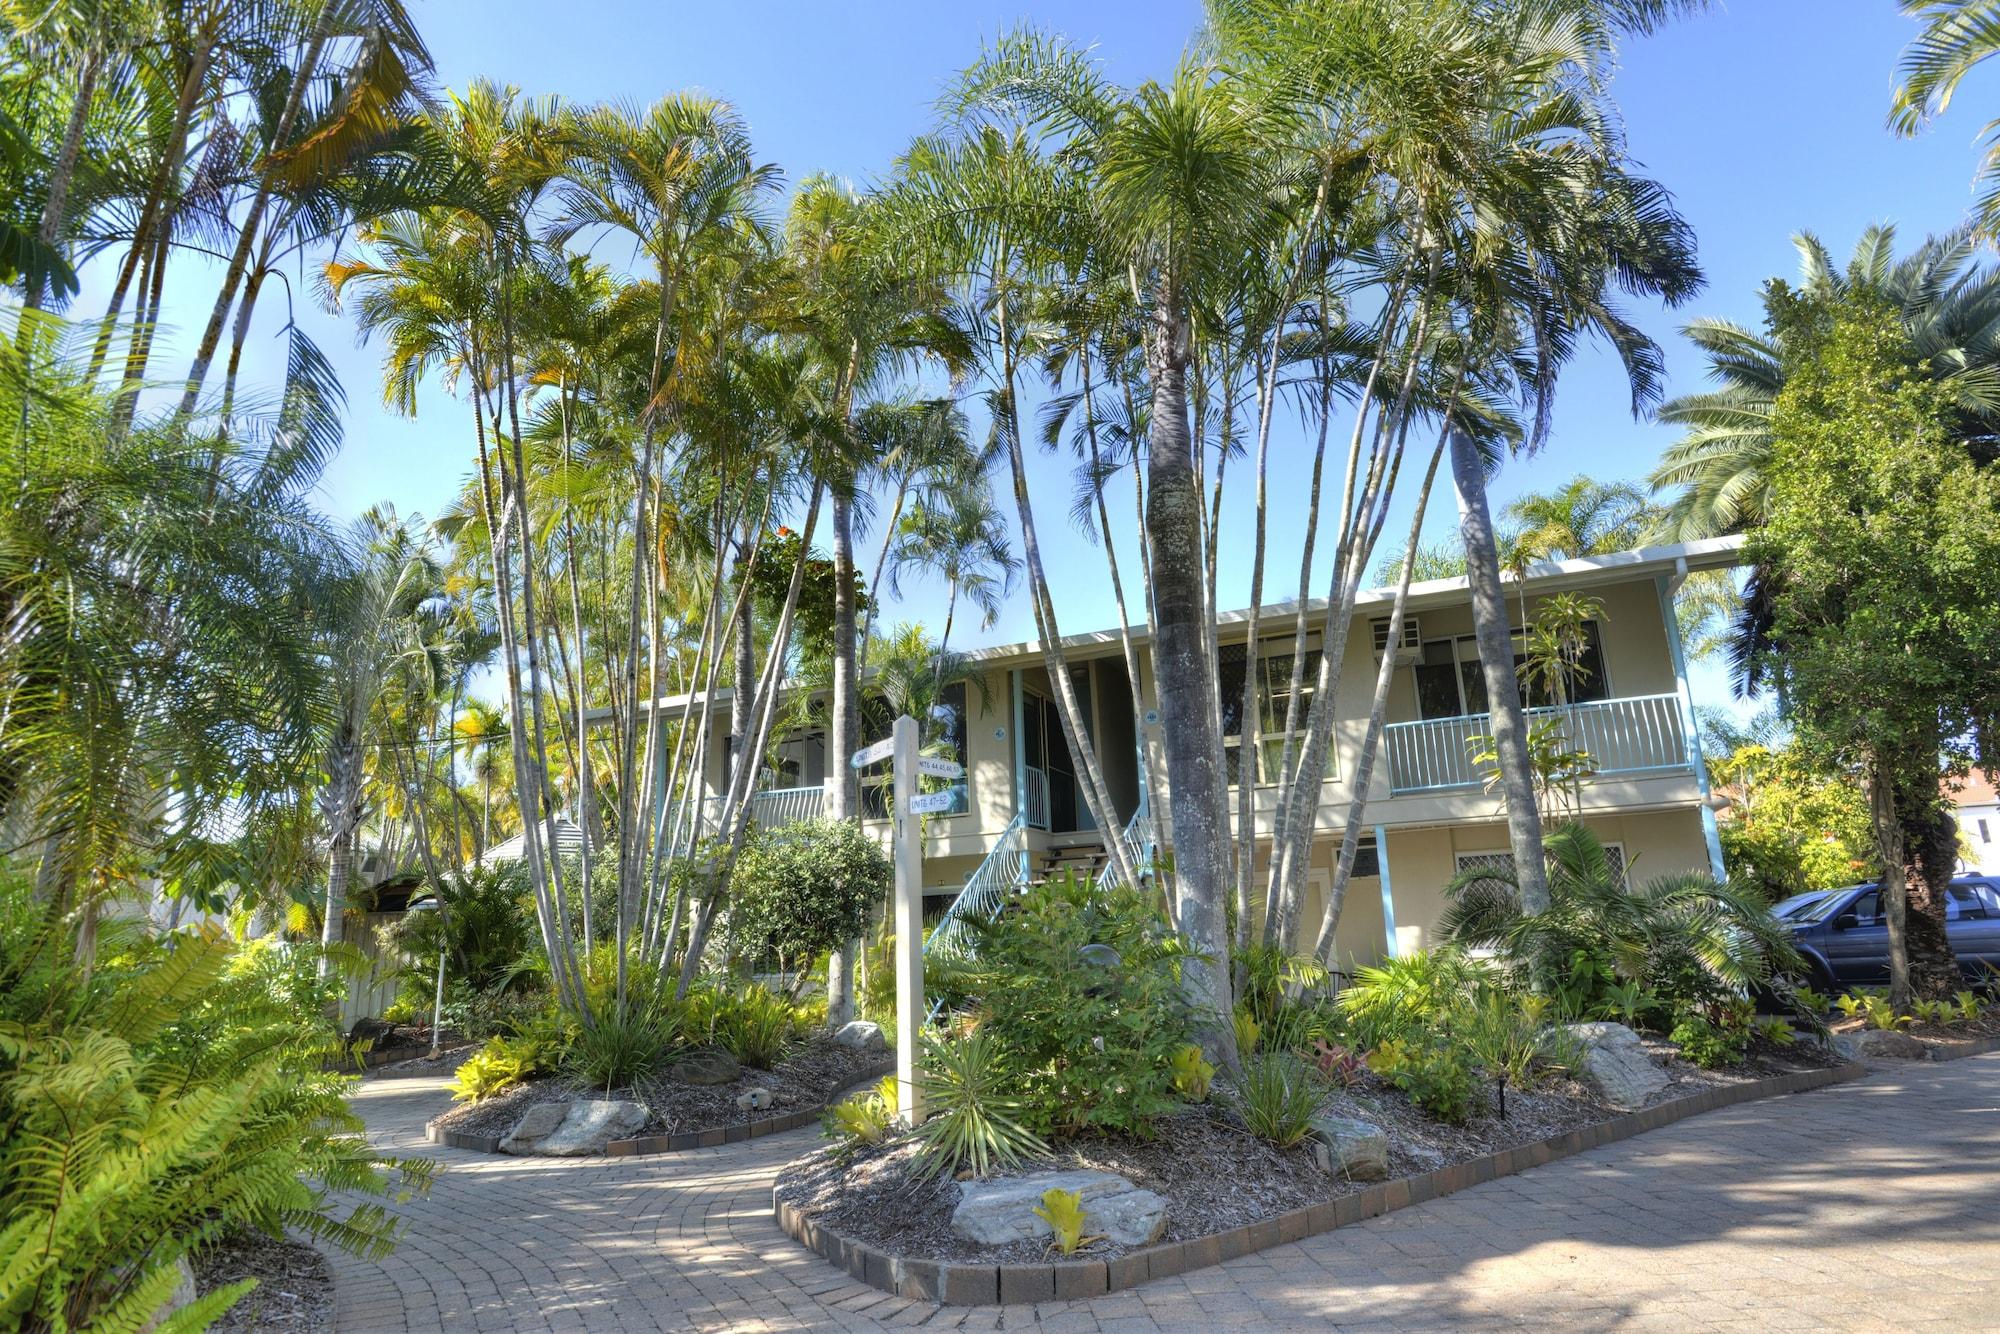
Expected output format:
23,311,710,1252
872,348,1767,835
1382,693,1691,795
748,785,825,826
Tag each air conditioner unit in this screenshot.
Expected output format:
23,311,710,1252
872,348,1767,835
1371,615,1422,655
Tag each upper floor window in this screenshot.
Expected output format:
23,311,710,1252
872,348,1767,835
1219,641,1326,785
1414,624,1609,721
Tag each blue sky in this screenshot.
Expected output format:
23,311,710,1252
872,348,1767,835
88,1,1995,705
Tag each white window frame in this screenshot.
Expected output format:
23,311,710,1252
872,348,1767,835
1416,623,1616,721
1222,632,1333,787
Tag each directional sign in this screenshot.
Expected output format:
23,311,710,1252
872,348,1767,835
908,790,957,815
916,757,964,780
849,737,896,769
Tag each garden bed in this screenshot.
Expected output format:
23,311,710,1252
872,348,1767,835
427,1035,889,1147
774,1053,1865,1305
774,1037,1836,1269
192,1230,334,1332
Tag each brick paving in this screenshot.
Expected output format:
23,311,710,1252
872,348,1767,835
331,1053,2000,1331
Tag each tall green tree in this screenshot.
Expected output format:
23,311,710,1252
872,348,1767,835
1742,287,2000,1010
1649,226,2000,541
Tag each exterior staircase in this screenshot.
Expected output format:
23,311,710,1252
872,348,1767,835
1032,842,1109,885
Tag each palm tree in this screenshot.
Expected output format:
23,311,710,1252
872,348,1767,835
1649,225,2000,540
1504,476,1656,562
0,309,337,949
886,478,1020,669
317,508,446,976
1891,0,2000,238
454,699,511,861
553,92,778,1009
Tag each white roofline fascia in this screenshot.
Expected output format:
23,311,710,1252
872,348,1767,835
595,534,1745,722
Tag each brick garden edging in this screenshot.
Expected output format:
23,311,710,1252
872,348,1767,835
424,1057,896,1157
772,1061,1868,1306
1924,1032,2000,1062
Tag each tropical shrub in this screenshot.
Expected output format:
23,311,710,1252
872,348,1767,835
380,862,540,997
0,895,428,1333
1668,1010,1750,1069
1440,822,1804,1023
1033,1187,1101,1255
1231,1051,1323,1148
1366,1037,1481,1124
1337,949,1493,1051
451,1033,556,1102
1169,1043,1215,1102
823,1076,898,1155
1235,943,1329,1030
954,873,1193,1138
1232,1005,1262,1056
728,819,891,980
1309,1038,1365,1088
913,1031,1048,1180
567,1009,676,1089
438,979,551,1041
705,983,805,1069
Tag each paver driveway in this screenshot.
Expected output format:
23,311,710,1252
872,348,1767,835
332,1053,2000,1331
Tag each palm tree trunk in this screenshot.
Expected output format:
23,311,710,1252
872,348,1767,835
22,40,101,315
932,582,958,686
826,477,861,1027
1264,271,1408,930
91,35,214,384
319,732,363,982
1080,357,1155,830
990,304,1135,890
1451,427,1549,912
176,19,330,421
1312,436,1447,962
1144,294,1237,1069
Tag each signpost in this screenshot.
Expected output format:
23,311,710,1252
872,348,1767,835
855,715,927,1125
849,736,896,770
916,756,964,780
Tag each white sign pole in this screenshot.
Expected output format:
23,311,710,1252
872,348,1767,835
889,713,925,1125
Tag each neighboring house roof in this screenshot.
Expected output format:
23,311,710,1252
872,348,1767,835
486,818,587,865
593,533,1747,723
1946,769,2000,808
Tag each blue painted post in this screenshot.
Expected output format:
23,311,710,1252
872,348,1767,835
1376,824,1400,958
1656,572,1728,883
1012,669,1030,883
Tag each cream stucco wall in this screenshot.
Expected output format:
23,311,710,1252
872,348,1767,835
656,563,1714,919
1363,806,1715,962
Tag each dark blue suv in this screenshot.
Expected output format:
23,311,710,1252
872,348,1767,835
1787,877,2000,990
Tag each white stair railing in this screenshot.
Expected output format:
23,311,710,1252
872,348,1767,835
1098,806,1157,891
925,811,1029,962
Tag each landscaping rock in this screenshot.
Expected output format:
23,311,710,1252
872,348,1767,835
950,1169,1168,1248
498,1101,569,1154
1834,1029,1929,1061
1565,1021,1671,1110
736,1086,773,1113
139,1258,196,1333
832,1020,888,1054
536,1099,650,1156
673,1048,742,1086
1309,1113,1389,1181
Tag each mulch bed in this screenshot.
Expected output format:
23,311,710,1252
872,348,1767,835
428,1036,885,1141
775,1037,1838,1267
1834,1008,2000,1052
364,1041,481,1080
192,1231,333,1333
